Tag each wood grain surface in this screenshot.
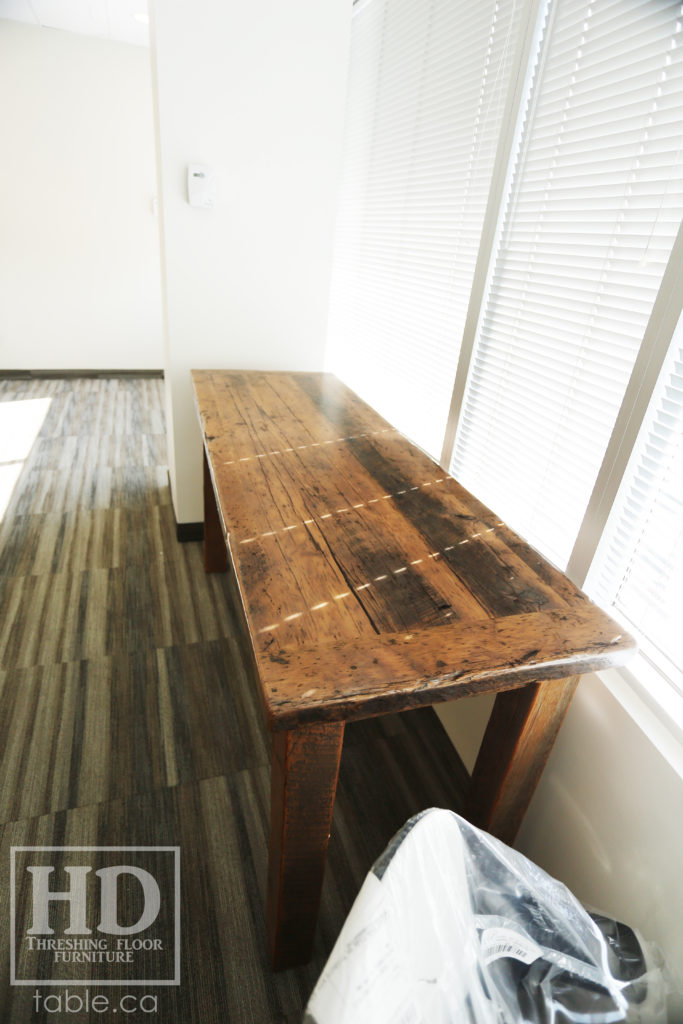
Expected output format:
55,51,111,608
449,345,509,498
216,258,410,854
193,370,635,728
195,369,636,970
267,722,344,970
465,674,581,844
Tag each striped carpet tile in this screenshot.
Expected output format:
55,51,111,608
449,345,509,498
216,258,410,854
0,376,469,1023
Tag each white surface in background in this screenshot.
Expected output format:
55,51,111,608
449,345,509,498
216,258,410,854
0,0,149,47
0,397,51,520
0,21,164,370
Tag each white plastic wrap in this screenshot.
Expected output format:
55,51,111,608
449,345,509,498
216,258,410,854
304,809,672,1024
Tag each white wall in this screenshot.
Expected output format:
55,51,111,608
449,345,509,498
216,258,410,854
0,20,163,370
439,680,683,1009
150,0,352,524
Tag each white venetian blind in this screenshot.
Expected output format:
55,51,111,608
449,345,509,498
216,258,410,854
451,0,683,568
325,0,524,459
588,320,683,691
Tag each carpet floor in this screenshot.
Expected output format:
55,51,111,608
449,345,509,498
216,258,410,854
0,376,469,1023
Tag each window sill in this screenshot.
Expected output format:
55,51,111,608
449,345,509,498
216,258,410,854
597,656,683,783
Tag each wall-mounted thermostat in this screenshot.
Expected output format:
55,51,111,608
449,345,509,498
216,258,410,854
187,164,215,208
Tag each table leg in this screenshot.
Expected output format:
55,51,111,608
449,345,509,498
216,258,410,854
203,447,228,573
465,675,579,846
267,721,345,970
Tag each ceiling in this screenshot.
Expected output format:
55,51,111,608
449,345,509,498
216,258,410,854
0,0,149,47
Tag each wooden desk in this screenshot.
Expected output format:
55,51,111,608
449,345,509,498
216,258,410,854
192,369,635,970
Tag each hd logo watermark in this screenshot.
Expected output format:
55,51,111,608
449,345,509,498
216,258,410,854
10,847,180,987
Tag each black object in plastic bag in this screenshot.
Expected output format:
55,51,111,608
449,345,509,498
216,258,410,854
305,809,671,1023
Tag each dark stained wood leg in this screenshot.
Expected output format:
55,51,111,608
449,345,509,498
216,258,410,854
465,675,580,846
203,447,228,573
267,721,345,970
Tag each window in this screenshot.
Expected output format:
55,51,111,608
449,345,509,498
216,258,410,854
450,0,683,569
326,0,683,703
587,312,683,694
326,0,526,459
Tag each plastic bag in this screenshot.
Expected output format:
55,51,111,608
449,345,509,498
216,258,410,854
304,809,670,1023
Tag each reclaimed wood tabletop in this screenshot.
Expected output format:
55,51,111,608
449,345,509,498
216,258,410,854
192,368,635,969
